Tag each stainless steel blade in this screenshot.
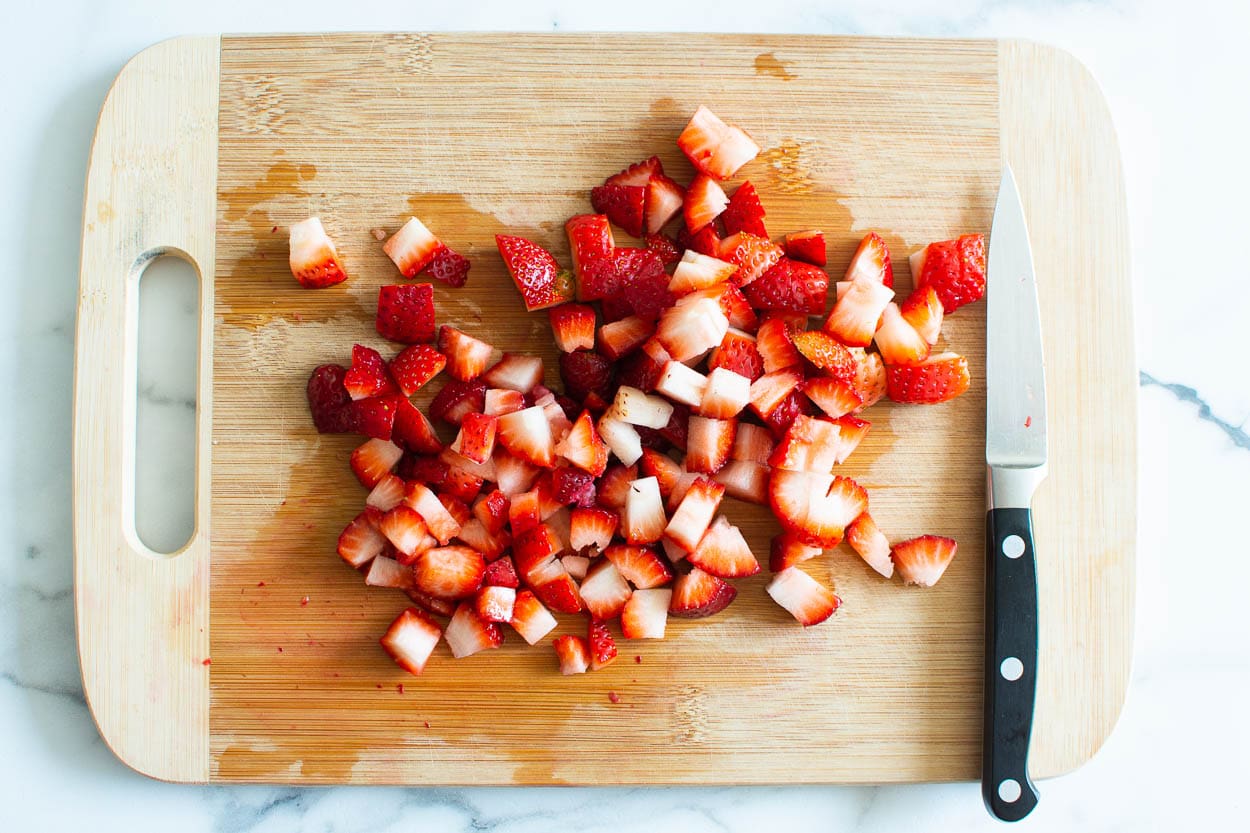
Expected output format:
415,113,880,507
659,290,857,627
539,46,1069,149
986,165,1048,477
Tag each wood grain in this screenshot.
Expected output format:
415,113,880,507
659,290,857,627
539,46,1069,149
75,33,1134,786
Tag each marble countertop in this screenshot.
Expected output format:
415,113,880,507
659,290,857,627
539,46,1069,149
3,0,1246,829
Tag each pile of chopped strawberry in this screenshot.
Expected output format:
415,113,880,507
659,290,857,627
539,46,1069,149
296,105,981,678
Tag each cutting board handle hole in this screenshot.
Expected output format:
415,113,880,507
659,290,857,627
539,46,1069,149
132,254,199,555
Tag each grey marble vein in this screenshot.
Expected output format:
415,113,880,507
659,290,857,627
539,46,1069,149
1140,371,1250,451
0,671,85,706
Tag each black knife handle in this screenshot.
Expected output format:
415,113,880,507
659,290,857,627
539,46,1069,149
983,507,1040,821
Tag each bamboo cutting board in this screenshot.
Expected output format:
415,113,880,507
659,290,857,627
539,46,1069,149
74,33,1135,785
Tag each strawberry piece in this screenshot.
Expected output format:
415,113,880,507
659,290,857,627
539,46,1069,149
621,588,672,639
607,155,664,187
721,181,767,238
510,589,559,645
548,304,597,353
475,585,516,623
549,409,606,477
762,389,813,439
824,279,894,347
754,318,802,373
768,414,842,474
551,467,594,506
492,451,538,498
495,234,576,311
748,370,803,420
379,505,431,559
686,415,736,473
665,471,700,512
609,248,675,321
441,444,498,483
644,232,681,266
720,232,783,287
365,554,416,590
689,516,760,578
496,405,555,467
802,377,863,419
456,517,509,560
366,473,407,512
587,620,618,670
350,437,403,488
428,378,486,426
306,364,356,433
623,476,666,544
566,214,616,297
611,386,675,430
383,217,442,277
511,522,562,571
444,601,503,658
656,295,729,362
482,353,544,393
664,477,725,552
338,508,386,568
668,250,738,295
604,544,674,589
443,465,484,504
848,349,887,410
508,490,543,534
731,423,774,464
566,508,616,554
531,568,584,615
683,283,759,333
351,394,406,441
700,367,751,419
658,401,690,450
677,223,721,257
484,388,527,416
769,470,866,547
713,460,767,506
683,174,730,233
596,463,637,511
376,284,436,344
404,588,455,618
912,234,986,313
379,608,442,675
885,352,970,404
790,330,855,381
741,257,829,315
678,105,760,180
767,567,841,626
644,174,686,235
830,414,871,464
414,545,485,599
639,448,682,499
344,345,398,401
406,481,462,544
783,230,826,267
450,412,497,464
591,184,646,237
559,350,616,403
388,344,446,397
769,533,822,572
845,232,893,288
899,285,944,346
399,452,447,485
708,328,763,382
846,512,893,578
438,326,496,381
874,303,930,366
598,316,656,360
384,401,435,456
423,243,471,288
483,555,519,588
892,535,958,587
654,361,709,408
669,567,738,618
580,559,633,620
288,217,348,288
473,489,510,535
553,634,591,675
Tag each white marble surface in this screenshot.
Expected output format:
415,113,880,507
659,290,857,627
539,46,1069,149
3,0,1247,829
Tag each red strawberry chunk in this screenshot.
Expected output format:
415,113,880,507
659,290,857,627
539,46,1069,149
288,217,348,288
892,534,958,587
596,464,637,511
783,230,826,266
484,388,526,416
712,459,769,505
495,234,576,311
366,473,407,512
553,409,610,477
552,466,595,506
769,533,822,572
399,453,447,485
720,232,783,287
482,353,544,393
307,364,356,433
700,367,751,419
668,250,738,295
493,451,540,497
824,279,894,347
496,405,555,467
623,476,666,545
414,545,485,600
553,634,590,675
677,223,721,257
473,489,510,535
664,476,724,552
455,517,509,560
438,326,496,381
762,389,813,439
383,217,442,277
568,507,618,552
450,412,497,464
566,215,616,297
559,350,616,403
767,567,841,626
376,284,436,344
639,448,682,498
830,414,871,464
748,370,803,420
721,181,767,238
423,243,471,287
548,304,597,353
443,464,484,504
644,174,685,235
344,345,398,401
769,415,843,474
899,285,944,346
508,490,543,535
802,377,863,419
609,248,674,321
598,316,655,360
644,232,681,266
365,554,415,590
790,330,855,381
885,352,970,404
444,601,504,658
591,184,647,237
754,318,802,373
483,554,519,587
378,506,431,559
677,105,760,180
658,401,690,450
604,543,674,589
656,296,729,362
350,438,403,487
621,588,672,639
688,516,760,578
587,620,618,670
741,257,829,315
580,559,633,620
769,470,866,547
846,512,893,578
874,302,930,367
685,415,736,474
351,394,407,441
607,155,664,187
379,608,441,675
912,234,985,313
708,329,763,381
389,344,446,396
683,174,730,233
845,231,893,288
405,481,463,544
848,349,887,410
510,589,559,645
338,508,386,568
475,585,516,623
428,378,487,426
669,567,737,618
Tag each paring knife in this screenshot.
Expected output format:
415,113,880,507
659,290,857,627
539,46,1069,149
982,165,1046,822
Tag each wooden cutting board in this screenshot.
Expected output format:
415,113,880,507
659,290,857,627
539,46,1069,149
73,33,1135,786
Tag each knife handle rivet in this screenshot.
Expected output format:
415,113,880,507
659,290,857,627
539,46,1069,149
1001,535,1025,559
998,779,1023,803
999,656,1024,681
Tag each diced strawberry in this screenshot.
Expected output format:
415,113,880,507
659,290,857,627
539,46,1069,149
639,448,682,498
444,601,504,658
754,318,802,373
899,285,944,346
684,174,730,234
783,229,826,267
621,588,672,639
492,452,538,499
643,173,686,235
767,567,840,626
823,279,894,347
338,508,386,568
686,415,736,473
561,553,590,581
720,232,783,287
802,377,863,419
664,477,725,552
495,234,576,311
548,467,591,507
654,361,709,408
532,570,584,615
742,257,829,315
748,369,803,420
677,223,721,257
769,414,841,474
596,413,642,466
875,302,930,366
761,389,813,439
558,349,616,403
845,231,893,288
436,491,472,527
587,620,618,670
507,582,557,640
456,517,509,560
399,452,447,485
443,465,484,504
566,214,616,297
405,481,462,544
508,490,543,534
604,544,673,589
688,516,760,578
448,412,497,465
383,217,441,277
483,388,526,417
669,567,738,618
912,234,986,313
568,507,618,552
388,344,446,397
598,316,655,361
665,470,700,513
378,505,431,558
829,414,871,464
553,634,591,674
440,446,497,482
790,330,855,381
644,232,681,266
579,559,633,620
365,554,416,590
892,535,958,587
656,295,729,362
658,401,690,450
677,105,761,180
622,476,666,545
611,386,675,430
596,463,638,511
482,555,519,588
707,328,763,382
711,459,769,504
700,367,751,419
366,473,407,512
288,217,348,288
730,423,774,464
376,284,436,344
384,400,435,454
343,345,398,401
475,585,516,623
548,304,597,353
769,533,822,572
428,378,486,426
349,437,403,488
466,492,504,537
607,155,664,188
885,352,970,404
848,349,886,410
845,512,893,578
379,608,441,675
769,470,866,547
437,326,495,381
493,405,554,467
591,183,647,237
678,283,759,333
306,364,355,434
668,250,737,295
547,410,605,478
721,181,767,238
602,248,674,322
480,353,543,394
423,243,471,288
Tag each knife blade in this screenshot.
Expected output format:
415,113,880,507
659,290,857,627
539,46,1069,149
982,164,1047,822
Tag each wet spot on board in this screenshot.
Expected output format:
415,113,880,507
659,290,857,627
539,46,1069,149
755,52,796,81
